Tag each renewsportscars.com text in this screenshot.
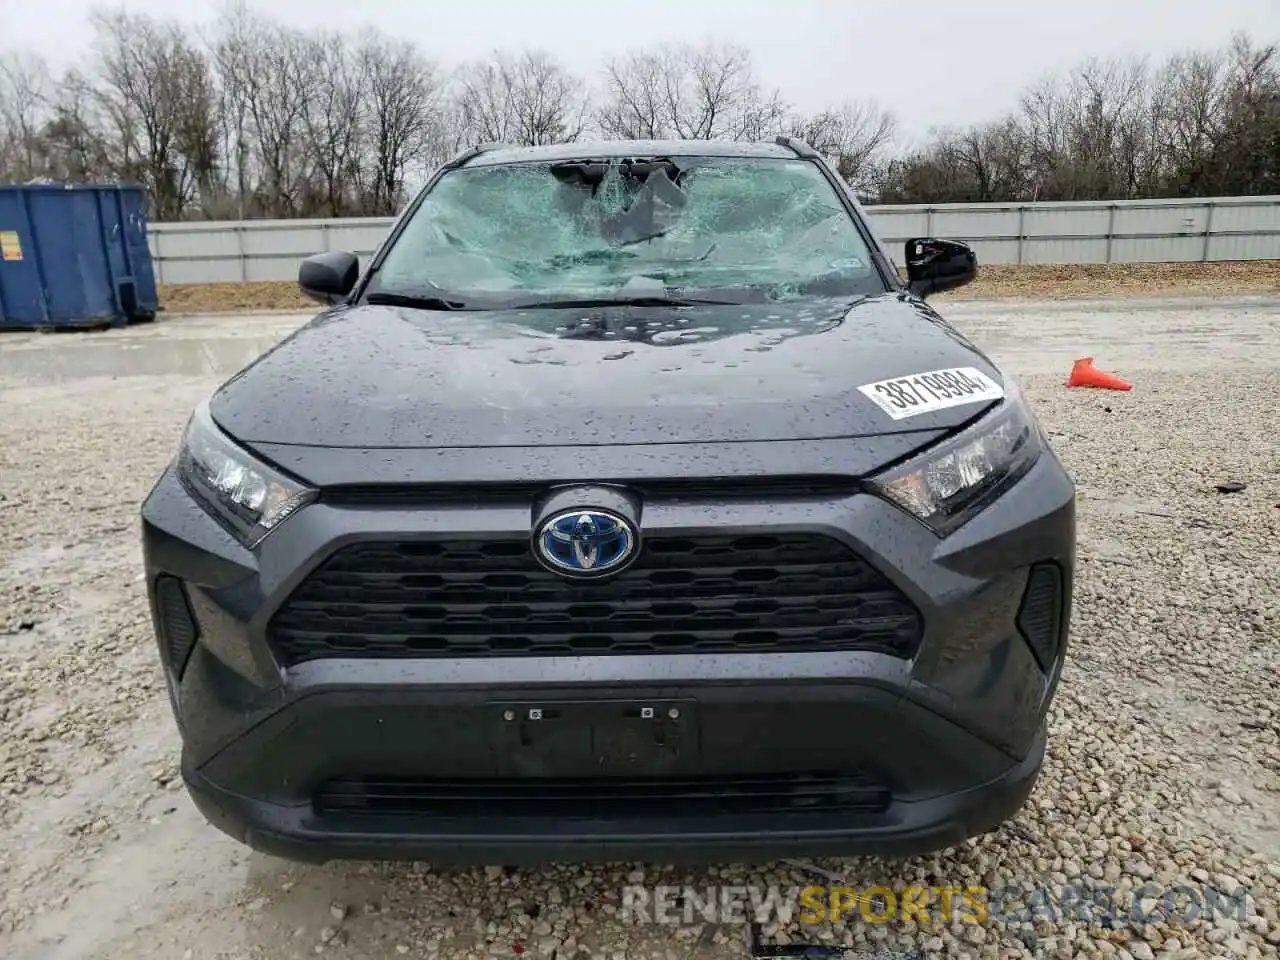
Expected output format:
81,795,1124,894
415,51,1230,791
619,883,1253,928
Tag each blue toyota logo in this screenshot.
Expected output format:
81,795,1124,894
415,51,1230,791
535,509,637,577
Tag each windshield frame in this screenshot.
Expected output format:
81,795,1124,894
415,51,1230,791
352,149,902,308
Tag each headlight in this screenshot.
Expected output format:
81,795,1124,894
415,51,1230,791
176,400,316,547
867,383,1041,536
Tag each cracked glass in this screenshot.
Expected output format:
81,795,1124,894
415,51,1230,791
372,156,885,304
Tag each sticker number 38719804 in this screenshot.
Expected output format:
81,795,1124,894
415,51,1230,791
857,367,1004,420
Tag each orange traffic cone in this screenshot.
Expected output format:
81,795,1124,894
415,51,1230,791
1066,357,1131,391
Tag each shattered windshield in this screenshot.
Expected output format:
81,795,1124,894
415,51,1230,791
369,156,886,305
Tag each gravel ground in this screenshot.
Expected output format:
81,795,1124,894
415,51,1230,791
153,262,1280,315
0,295,1278,960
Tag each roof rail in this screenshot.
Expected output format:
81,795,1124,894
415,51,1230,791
441,142,509,170
774,136,820,159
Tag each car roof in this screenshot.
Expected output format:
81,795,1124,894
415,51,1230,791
464,139,802,167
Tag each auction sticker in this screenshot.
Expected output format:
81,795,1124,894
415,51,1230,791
0,231,21,261
858,366,1003,420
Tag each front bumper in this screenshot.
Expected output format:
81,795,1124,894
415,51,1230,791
182,711,1047,866
141,448,1074,865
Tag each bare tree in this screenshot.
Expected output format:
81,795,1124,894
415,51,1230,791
596,48,667,139
673,41,783,140
597,41,788,141
87,7,221,218
297,31,367,216
0,51,54,180
4,11,1276,215
1063,57,1153,199
1211,34,1280,194
208,4,316,217
253,29,318,216
881,31,1278,206
946,119,1031,201
734,87,790,142
1153,50,1226,195
207,0,258,217
357,30,448,214
32,71,116,182
878,125,998,204
1016,56,1175,200
788,100,897,190
453,50,586,146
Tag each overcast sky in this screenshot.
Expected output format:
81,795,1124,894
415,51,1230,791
2,0,1276,144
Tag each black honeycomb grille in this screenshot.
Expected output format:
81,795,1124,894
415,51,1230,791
268,534,923,664
1017,562,1064,670
313,772,891,819
154,575,198,679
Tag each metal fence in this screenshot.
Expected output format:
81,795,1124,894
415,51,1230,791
146,195,1280,285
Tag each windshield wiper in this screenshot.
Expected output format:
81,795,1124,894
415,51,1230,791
508,295,741,309
365,291,469,310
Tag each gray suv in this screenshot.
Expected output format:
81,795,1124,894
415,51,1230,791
140,137,1075,865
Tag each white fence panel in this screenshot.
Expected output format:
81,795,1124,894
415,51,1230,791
147,195,1280,284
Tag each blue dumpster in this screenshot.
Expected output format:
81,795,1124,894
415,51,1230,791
0,183,159,330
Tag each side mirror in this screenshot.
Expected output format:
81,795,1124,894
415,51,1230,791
299,251,359,305
904,238,976,298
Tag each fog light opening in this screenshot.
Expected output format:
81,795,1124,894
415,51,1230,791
1017,562,1064,672
155,575,200,681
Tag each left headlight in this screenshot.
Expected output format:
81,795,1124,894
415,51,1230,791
176,400,316,548
867,382,1042,536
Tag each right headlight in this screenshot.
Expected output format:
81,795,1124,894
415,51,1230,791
176,400,316,548
866,383,1042,536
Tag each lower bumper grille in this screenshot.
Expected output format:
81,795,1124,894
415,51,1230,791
314,773,891,819
154,575,199,679
1017,562,1065,670
269,534,922,664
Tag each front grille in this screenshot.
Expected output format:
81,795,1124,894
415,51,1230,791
314,772,891,819
268,534,922,665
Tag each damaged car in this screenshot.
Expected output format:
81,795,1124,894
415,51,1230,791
140,136,1075,865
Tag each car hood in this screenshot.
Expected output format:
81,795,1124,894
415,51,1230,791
209,292,1004,450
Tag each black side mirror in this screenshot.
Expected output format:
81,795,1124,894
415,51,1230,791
904,238,976,298
299,251,359,305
